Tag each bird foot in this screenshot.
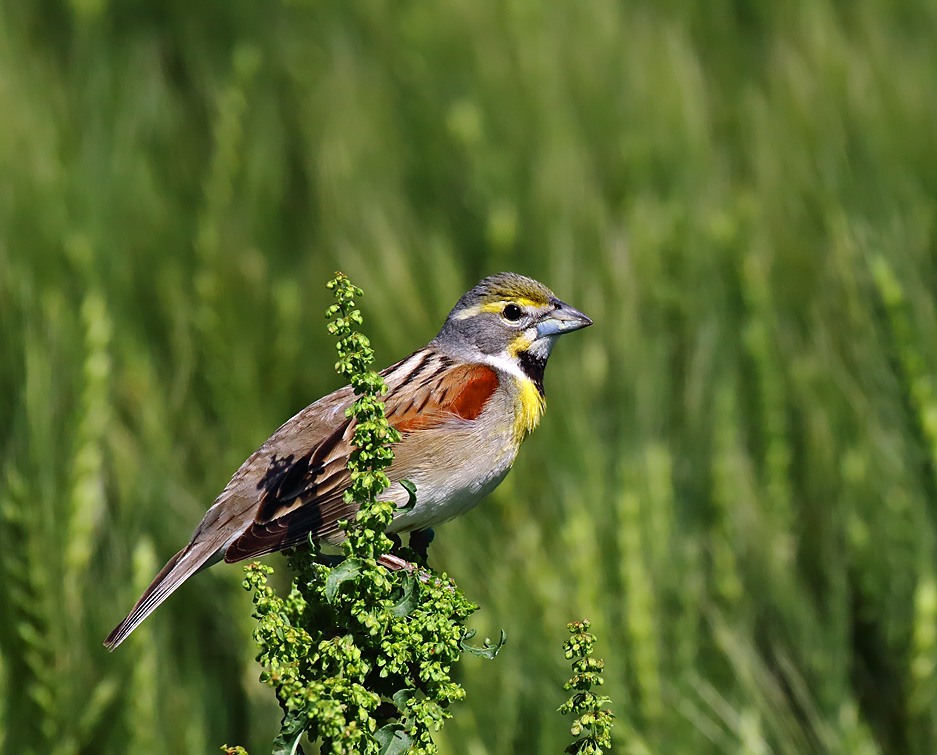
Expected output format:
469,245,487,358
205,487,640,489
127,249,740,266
377,553,418,572
377,552,451,589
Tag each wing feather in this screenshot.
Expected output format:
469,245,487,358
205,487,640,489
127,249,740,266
222,354,500,563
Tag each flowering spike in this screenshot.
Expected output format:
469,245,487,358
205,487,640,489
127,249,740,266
559,620,615,754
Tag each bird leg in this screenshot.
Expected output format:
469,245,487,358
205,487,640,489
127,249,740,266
377,528,433,570
386,533,403,553
408,528,435,566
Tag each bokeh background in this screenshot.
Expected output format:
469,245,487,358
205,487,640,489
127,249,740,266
2,0,937,752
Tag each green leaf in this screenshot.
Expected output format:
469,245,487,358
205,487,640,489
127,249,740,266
374,725,412,755
271,708,306,755
390,573,420,618
392,688,416,709
306,532,321,555
397,479,418,512
460,628,507,659
325,557,365,603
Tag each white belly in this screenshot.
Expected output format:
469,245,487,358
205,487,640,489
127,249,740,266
380,377,524,534
385,447,516,533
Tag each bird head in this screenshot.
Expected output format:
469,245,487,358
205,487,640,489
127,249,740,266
433,272,592,391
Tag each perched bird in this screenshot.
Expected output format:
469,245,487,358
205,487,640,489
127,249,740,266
105,272,592,649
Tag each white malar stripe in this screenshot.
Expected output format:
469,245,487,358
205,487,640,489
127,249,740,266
479,351,527,381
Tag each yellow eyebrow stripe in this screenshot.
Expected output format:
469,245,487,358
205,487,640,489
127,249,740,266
453,298,544,319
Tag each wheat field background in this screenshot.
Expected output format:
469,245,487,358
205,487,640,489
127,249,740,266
2,0,937,753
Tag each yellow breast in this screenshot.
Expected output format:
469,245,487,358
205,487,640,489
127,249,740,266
512,375,546,442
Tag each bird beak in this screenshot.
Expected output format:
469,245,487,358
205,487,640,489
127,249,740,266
536,300,593,338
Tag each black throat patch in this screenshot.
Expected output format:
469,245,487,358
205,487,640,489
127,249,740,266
518,350,547,397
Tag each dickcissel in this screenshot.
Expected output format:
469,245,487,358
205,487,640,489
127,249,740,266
105,272,592,649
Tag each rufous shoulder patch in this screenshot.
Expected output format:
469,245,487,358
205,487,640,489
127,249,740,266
392,363,499,432
450,366,499,420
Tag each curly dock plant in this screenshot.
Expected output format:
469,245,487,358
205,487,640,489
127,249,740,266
227,273,503,755
559,620,615,755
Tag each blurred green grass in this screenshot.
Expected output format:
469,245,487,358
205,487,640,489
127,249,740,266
2,0,937,752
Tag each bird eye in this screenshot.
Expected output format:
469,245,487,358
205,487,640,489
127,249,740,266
502,303,523,322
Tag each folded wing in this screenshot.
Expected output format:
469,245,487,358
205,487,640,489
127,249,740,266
224,356,499,560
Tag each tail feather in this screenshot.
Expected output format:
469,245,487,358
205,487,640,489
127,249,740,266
104,543,219,650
